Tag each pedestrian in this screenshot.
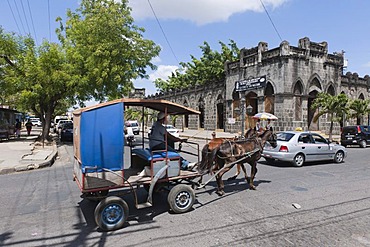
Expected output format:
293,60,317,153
255,119,262,132
266,119,273,131
15,119,21,138
25,119,33,136
149,112,196,171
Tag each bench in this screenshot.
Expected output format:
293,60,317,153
131,148,180,161
131,148,180,177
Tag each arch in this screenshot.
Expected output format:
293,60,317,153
307,76,323,95
327,84,335,96
245,92,258,129
308,90,319,130
216,94,224,129
198,97,205,128
183,99,189,128
359,93,365,100
264,82,275,114
293,81,303,121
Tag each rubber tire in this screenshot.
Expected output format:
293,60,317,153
359,140,366,148
167,184,195,214
293,153,305,167
94,196,129,231
334,151,344,163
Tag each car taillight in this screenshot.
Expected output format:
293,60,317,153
357,126,361,133
279,145,289,152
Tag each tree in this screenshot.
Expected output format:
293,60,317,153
154,40,239,92
348,99,370,125
56,0,160,102
311,93,349,141
1,0,160,140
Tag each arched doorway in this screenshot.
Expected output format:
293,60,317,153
198,98,205,128
216,94,224,129
294,81,303,121
245,92,258,129
183,100,189,128
264,82,275,114
308,90,319,130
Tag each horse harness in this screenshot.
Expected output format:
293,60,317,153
217,136,263,161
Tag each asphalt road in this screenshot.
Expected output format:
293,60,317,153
1,138,370,247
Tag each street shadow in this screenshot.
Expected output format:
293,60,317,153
259,159,342,168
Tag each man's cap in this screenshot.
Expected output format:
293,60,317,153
157,112,166,120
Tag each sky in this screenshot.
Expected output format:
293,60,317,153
1,0,370,99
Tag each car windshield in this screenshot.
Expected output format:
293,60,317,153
277,132,294,141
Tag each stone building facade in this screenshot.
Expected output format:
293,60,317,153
147,37,370,135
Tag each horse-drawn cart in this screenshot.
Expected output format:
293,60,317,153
72,98,201,231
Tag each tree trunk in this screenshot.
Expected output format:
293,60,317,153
329,113,333,142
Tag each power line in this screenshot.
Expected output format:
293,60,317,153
147,0,179,65
13,0,27,35
7,0,22,35
260,0,283,42
27,0,38,45
20,0,31,35
48,0,51,40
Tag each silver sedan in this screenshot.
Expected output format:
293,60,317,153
262,131,347,167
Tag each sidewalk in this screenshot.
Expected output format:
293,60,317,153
0,131,58,175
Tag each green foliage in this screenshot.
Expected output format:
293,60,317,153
56,0,160,102
154,40,239,92
311,93,349,140
349,99,370,125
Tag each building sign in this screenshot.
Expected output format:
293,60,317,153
234,75,267,92
227,118,236,124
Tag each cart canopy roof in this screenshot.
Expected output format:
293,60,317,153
73,98,200,116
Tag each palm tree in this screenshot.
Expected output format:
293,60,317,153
311,93,349,141
349,99,370,125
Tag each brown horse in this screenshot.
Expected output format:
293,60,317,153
198,129,277,196
197,128,257,177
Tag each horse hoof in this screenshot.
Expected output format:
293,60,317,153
249,185,256,190
216,190,225,196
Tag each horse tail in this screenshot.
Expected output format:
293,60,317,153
197,144,213,175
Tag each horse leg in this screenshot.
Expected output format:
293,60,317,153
215,166,232,196
249,161,258,190
239,163,250,184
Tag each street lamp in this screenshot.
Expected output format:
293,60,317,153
246,104,253,129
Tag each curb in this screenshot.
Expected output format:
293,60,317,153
0,143,58,175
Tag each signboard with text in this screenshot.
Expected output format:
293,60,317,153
234,75,267,92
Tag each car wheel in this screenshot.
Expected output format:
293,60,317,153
359,140,366,148
334,151,344,163
293,153,304,167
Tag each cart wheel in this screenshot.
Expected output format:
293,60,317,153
94,196,129,231
167,184,195,214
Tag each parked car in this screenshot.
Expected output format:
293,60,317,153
30,118,42,127
340,125,370,148
60,122,74,142
147,124,180,138
125,120,140,135
56,120,73,135
53,116,69,133
262,131,347,167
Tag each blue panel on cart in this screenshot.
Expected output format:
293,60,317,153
80,102,124,172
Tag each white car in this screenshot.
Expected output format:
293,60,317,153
30,118,42,127
56,120,73,134
147,124,180,138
